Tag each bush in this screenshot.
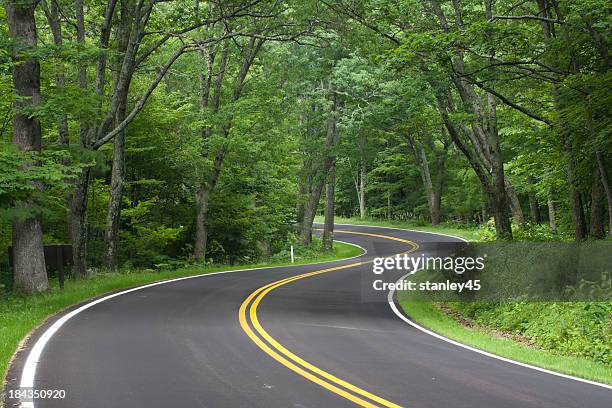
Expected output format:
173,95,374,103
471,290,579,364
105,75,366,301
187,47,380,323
447,301,612,365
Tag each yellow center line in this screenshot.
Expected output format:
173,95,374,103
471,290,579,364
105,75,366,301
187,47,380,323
238,230,419,407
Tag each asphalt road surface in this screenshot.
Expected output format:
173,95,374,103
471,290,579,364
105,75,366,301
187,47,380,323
5,224,612,408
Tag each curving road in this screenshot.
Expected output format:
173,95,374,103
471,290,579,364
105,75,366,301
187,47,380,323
5,224,611,408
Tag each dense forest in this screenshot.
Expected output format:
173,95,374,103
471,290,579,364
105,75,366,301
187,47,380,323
1,0,610,294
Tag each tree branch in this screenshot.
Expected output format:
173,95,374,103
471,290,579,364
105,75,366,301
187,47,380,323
490,15,564,24
93,44,191,150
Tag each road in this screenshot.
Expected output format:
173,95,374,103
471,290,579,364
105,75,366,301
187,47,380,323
5,224,611,408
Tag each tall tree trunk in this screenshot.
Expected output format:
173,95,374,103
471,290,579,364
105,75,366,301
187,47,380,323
300,92,339,244
103,105,127,268
353,164,366,219
193,152,224,260
538,0,587,240
322,166,335,251
6,0,48,293
527,177,541,224
504,179,524,226
589,165,605,238
595,151,612,236
70,169,90,277
405,134,446,226
489,123,513,239
428,0,512,239
563,135,587,240
296,181,307,225
70,0,91,277
359,165,366,219
103,0,131,269
547,193,557,233
300,179,325,245
193,183,210,260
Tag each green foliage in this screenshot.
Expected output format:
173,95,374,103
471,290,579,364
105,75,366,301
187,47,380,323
0,143,81,219
448,301,612,365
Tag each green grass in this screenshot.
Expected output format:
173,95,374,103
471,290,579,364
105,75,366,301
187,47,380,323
398,299,612,384
0,241,362,384
318,215,481,241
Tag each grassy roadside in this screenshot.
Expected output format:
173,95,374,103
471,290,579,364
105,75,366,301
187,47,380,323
0,241,362,384
398,300,612,384
328,216,612,384
318,215,481,241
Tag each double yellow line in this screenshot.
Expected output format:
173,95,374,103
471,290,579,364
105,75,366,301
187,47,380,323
238,230,418,407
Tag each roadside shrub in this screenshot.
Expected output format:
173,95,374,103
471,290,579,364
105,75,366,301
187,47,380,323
447,301,612,365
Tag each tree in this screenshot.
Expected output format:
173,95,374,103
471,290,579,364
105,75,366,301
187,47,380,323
5,0,48,293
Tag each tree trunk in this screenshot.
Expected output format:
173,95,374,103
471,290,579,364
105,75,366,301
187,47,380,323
595,151,612,236
103,111,126,268
432,190,442,226
547,193,557,233
322,166,335,251
193,152,224,260
589,165,605,238
563,135,587,240
431,141,448,226
504,180,524,226
527,177,541,224
296,181,307,225
489,181,512,239
490,135,513,239
417,146,437,224
70,169,90,278
6,0,48,293
193,183,210,260
300,92,339,244
300,179,325,245
357,165,366,219
406,134,446,226
103,1,131,269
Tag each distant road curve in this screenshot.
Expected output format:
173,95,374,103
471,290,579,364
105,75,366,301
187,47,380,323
5,224,611,408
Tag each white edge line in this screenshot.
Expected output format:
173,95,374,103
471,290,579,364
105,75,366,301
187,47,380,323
17,239,367,408
354,221,612,390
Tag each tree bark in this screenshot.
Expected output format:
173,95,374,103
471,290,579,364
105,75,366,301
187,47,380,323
595,151,612,236
70,169,90,278
300,178,325,245
359,165,366,219
527,177,541,224
432,90,512,239
193,183,211,260
103,0,132,269
6,0,48,293
405,134,447,226
547,193,557,233
103,104,127,268
353,164,366,219
589,165,605,238
322,166,335,251
563,135,587,240
193,150,224,260
505,182,524,226
300,92,339,244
